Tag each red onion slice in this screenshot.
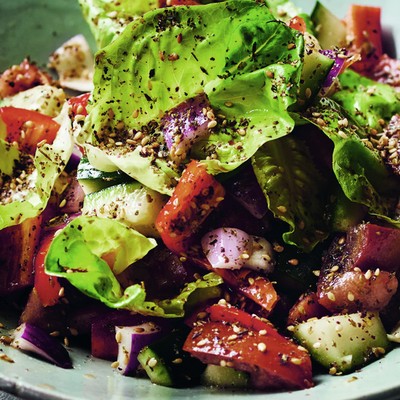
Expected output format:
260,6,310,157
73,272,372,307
201,228,275,272
319,49,346,95
114,322,163,376
161,94,215,163
11,323,72,369
201,228,253,270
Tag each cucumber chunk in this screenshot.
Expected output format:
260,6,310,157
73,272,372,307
137,328,205,387
297,32,334,107
292,312,390,374
201,364,249,388
77,157,130,194
82,181,166,237
311,1,347,49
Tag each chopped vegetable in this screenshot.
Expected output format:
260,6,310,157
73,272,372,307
11,323,72,369
156,160,225,254
183,304,313,390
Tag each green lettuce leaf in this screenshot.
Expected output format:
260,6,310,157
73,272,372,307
78,0,158,49
333,69,400,132
0,104,74,230
45,215,223,317
252,134,330,252
0,85,66,117
80,0,304,194
265,0,302,21
0,140,20,177
302,97,397,216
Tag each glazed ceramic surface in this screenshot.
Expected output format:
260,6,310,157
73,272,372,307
0,1,399,399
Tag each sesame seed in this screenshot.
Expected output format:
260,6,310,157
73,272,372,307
288,258,299,266
196,339,208,347
259,329,267,336
327,292,336,301
329,367,337,375
287,43,296,50
206,110,215,120
290,357,303,365
313,342,321,349
227,334,238,341
58,287,65,297
257,342,267,352
337,130,348,139
59,199,67,208
207,120,217,129
147,357,158,368
111,361,119,369
115,331,122,343
347,292,355,302
364,270,372,280
330,265,339,272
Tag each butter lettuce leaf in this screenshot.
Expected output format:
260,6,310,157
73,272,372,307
81,0,304,194
333,69,400,132
0,104,74,230
0,140,20,177
45,215,222,317
78,0,158,49
252,134,330,252
302,97,398,216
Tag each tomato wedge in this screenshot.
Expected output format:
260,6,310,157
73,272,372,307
155,160,225,254
68,92,91,117
192,256,279,315
183,304,313,390
346,5,383,73
0,106,60,155
288,16,307,33
287,291,330,326
34,232,63,307
0,59,52,99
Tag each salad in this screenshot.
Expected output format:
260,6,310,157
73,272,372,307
1,0,400,394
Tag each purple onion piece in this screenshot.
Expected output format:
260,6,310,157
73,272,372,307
91,310,149,361
319,49,346,93
224,166,268,219
11,323,72,369
65,145,82,172
161,93,215,162
201,227,253,270
115,322,164,376
91,310,172,361
59,176,85,214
